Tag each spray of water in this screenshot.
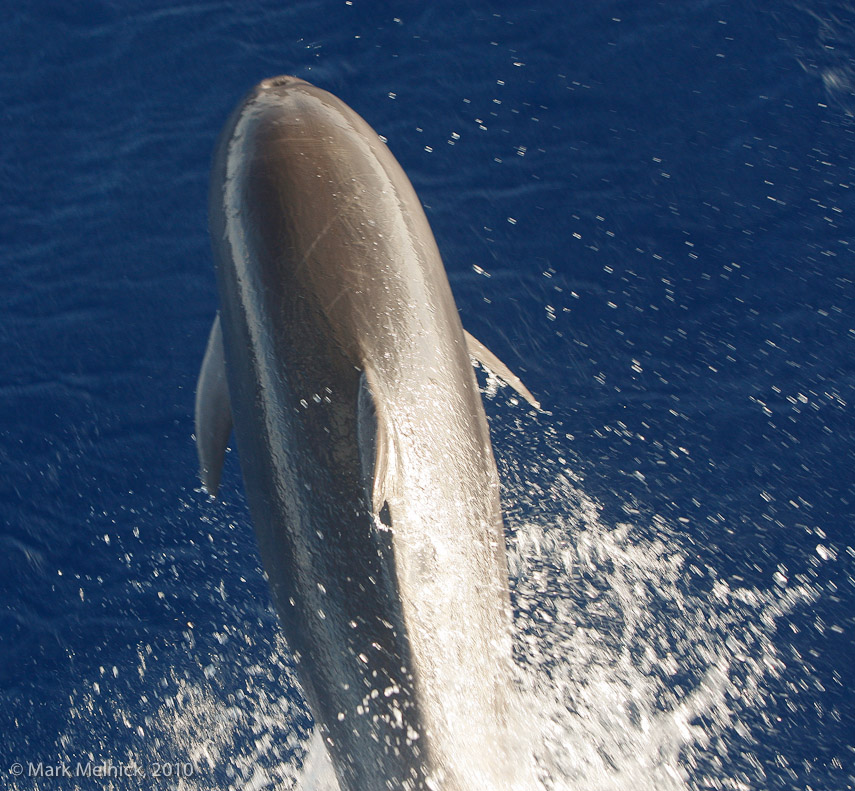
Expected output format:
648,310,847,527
18,415,821,791
504,472,819,791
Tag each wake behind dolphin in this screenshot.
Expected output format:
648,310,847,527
195,76,539,791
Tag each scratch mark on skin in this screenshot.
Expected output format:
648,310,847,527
296,191,363,276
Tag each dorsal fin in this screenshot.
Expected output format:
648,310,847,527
463,330,541,410
195,314,233,496
356,370,396,514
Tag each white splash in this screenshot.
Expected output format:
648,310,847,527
505,472,819,791
34,466,821,791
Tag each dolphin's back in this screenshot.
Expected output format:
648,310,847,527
203,77,531,791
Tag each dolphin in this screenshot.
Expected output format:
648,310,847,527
195,76,539,791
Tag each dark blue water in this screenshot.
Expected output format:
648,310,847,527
2,2,853,789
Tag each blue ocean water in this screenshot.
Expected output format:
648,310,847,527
1,1,853,789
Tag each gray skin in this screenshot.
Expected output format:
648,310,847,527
196,76,538,791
